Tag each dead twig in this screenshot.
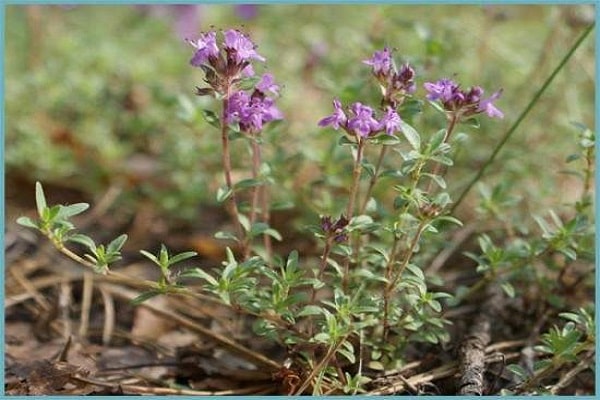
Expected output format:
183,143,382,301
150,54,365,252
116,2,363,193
457,284,503,395
548,350,595,394
98,285,116,345
78,272,94,340
368,351,521,395
99,283,282,372
73,374,275,395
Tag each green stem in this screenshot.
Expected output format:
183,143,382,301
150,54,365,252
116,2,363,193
382,220,427,341
346,139,366,220
360,145,388,214
308,237,334,337
451,22,595,213
425,113,459,195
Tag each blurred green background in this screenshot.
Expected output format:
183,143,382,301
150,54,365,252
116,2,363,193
5,4,595,225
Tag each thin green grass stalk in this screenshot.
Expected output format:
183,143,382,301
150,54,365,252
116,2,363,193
452,22,595,213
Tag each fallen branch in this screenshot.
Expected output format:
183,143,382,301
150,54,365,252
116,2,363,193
457,284,504,395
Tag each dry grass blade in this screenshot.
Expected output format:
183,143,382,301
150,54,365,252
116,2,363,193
99,283,282,372
73,374,276,395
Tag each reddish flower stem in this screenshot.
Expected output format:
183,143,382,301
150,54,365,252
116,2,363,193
342,138,366,293
220,93,247,258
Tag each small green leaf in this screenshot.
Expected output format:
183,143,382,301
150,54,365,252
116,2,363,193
131,290,163,305
214,230,239,242
238,214,250,233
428,100,446,115
338,136,356,146
169,251,198,265
286,250,299,269
16,216,38,229
400,121,420,151
405,263,424,280
201,109,220,129
182,268,218,286
312,332,330,343
107,234,128,254
233,178,263,191
159,244,170,267
57,203,90,219
216,186,233,203
428,129,446,151
263,228,283,241
361,161,376,178
424,173,446,189
140,249,160,266
238,75,261,91
68,233,96,251
338,341,356,364
297,305,324,317
501,282,516,298
370,134,401,146
35,181,47,218
461,117,480,129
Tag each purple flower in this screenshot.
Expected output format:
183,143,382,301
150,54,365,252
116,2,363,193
241,64,255,77
378,107,402,135
424,78,459,102
188,31,219,66
465,86,484,104
256,73,280,96
424,79,504,119
478,90,504,118
348,102,379,138
224,29,265,64
393,63,416,94
363,47,393,76
226,90,251,124
318,98,347,130
227,90,282,133
320,215,349,243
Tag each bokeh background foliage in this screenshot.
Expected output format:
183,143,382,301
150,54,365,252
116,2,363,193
5,4,594,222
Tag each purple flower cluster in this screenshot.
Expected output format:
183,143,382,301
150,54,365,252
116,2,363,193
188,30,282,134
320,215,349,243
319,99,402,139
424,79,504,119
226,73,283,133
188,29,265,93
363,47,416,108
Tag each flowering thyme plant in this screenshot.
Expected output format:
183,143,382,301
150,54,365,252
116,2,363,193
188,29,283,259
20,26,592,395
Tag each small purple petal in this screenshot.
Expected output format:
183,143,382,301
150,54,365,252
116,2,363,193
242,64,255,77
188,31,219,66
478,89,504,118
224,29,265,64
378,107,402,135
256,73,279,95
318,98,347,130
424,78,458,102
363,47,393,75
348,102,379,137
